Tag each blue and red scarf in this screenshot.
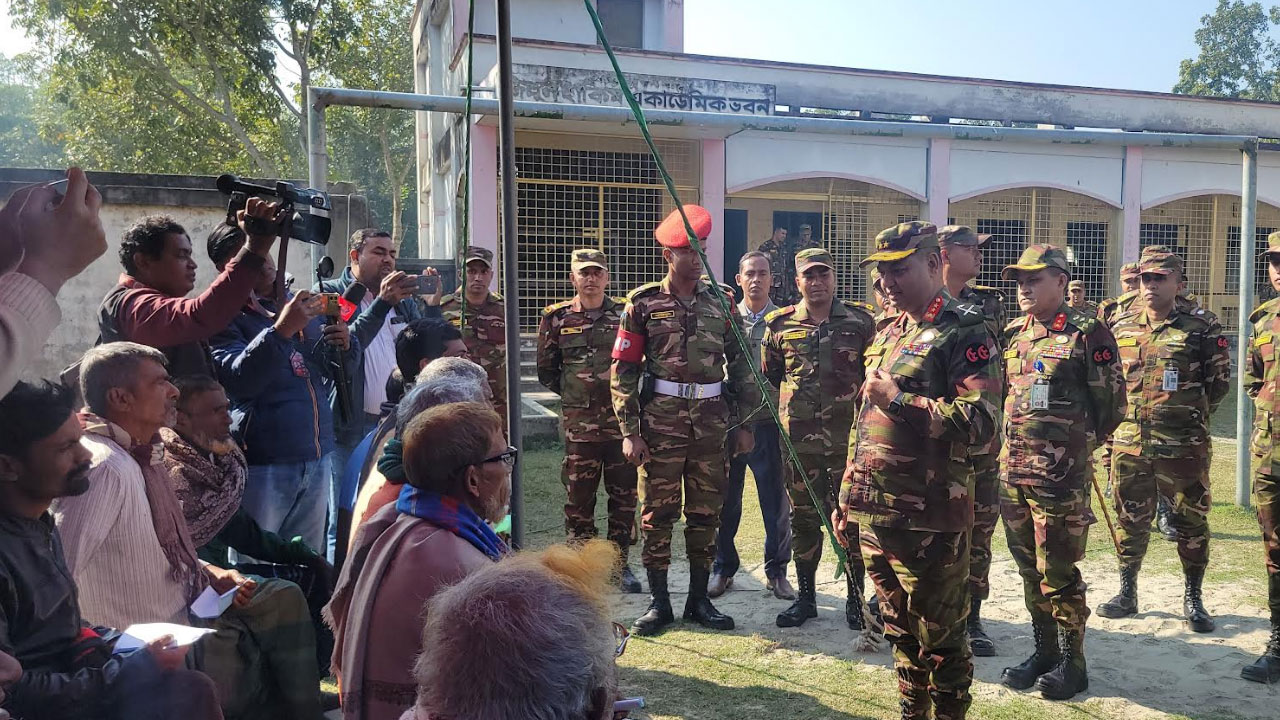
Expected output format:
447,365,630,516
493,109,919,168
396,485,508,561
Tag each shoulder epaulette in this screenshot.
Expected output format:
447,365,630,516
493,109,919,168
542,299,573,316
489,292,504,303
950,300,986,326
440,293,458,305
1067,307,1099,334
626,282,663,302
1003,316,1024,333
610,296,627,306
843,299,876,315
1250,297,1280,323
971,285,1005,300
764,306,796,324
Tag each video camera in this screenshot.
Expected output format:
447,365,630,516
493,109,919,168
216,174,333,246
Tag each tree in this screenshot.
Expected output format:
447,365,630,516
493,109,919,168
0,54,64,167
1174,0,1280,101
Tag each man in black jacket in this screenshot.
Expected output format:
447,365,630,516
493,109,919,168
0,380,223,720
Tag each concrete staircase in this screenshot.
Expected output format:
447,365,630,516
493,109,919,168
518,334,562,440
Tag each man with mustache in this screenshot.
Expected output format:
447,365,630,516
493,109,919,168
0,379,223,720
538,248,641,593
1097,250,1231,634
442,246,509,429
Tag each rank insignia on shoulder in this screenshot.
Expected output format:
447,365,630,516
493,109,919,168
1050,313,1068,332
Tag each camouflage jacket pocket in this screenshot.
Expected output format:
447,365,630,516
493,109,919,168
1252,411,1272,459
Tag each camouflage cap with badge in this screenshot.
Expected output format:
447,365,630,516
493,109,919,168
1068,279,1085,290
937,225,992,248
570,248,608,271
1138,250,1184,276
463,245,494,268
795,247,835,274
1001,243,1071,280
1120,262,1140,281
1259,230,1280,262
860,221,939,267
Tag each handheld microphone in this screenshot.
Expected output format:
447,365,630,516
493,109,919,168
339,282,367,323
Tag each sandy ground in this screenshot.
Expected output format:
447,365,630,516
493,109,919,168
612,553,1280,719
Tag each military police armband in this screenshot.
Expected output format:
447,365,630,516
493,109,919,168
612,328,645,362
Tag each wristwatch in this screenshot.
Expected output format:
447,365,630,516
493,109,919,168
886,391,906,417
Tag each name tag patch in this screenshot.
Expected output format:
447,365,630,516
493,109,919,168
1117,337,1138,347
560,326,584,335
651,310,676,320
781,330,809,341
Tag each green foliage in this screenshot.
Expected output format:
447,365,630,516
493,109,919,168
1174,0,1280,101
4,0,416,245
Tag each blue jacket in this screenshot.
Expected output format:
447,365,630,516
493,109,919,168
316,267,439,442
210,298,361,465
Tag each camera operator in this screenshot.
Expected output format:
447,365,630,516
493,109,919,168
206,224,357,557
96,199,284,379
316,227,441,556
0,168,108,396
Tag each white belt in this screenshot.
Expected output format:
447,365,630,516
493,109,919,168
653,379,722,399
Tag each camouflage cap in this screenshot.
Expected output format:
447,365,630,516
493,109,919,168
795,247,835,274
1120,262,1141,280
1140,245,1173,259
798,223,813,231
1068,279,1085,290
860,221,939,267
570,248,607,271
463,246,494,268
937,225,992,248
1260,230,1280,260
1138,251,1184,276
1001,243,1071,280
870,267,885,291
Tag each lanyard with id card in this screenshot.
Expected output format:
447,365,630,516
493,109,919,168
1162,364,1179,392
1031,359,1050,409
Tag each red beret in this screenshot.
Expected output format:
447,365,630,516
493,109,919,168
654,204,713,249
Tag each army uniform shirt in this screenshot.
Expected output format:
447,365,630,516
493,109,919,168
957,284,1007,456
758,237,817,307
611,278,761,440
1110,305,1231,460
761,299,876,455
537,296,625,442
1247,298,1280,476
441,292,508,418
1001,306,1126,488
845,291,1001,532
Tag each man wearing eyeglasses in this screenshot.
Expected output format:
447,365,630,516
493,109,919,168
612,205,762,637
939,225,1006,658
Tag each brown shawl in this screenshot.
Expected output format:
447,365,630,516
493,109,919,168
159,427,247,548
79,412,207,603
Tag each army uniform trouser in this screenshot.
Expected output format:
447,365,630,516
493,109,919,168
639,430,728,571
562,439,638,550
1000,482,1093,633
861,525,972,720
787,449,860,572
1254,472,1280,625
1112,453,1211,571
969,452,1000,600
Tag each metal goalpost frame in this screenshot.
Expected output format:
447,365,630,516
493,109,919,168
305,84,1265,549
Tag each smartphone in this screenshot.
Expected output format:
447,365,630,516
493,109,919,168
612,698,644,712
319,293,342,318
415,274,440,295
47,179,69,198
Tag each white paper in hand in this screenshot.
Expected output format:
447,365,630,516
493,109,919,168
113,623,215,653
191,585,239,619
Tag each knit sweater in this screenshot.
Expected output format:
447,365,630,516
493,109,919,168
0,272,61,397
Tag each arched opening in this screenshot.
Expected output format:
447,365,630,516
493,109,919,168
1141,195,1280,334
727,178,922,303
948,187,1119,319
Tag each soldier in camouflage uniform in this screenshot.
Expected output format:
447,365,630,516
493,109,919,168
1067,279,1099,318
612,204,762,636
834,221,1000,720
996,245,1125,700
441,246,508,429
871,268,899,332
939,224,1006,657
1243,232,1280,683
1097,250,1231,634
538,248,641,593
758,224,819,307
762,247,875,630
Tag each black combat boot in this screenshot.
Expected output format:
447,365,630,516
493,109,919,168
1034,628,1088,700
619,564,643,594
1156,495,1178,541
1000,620,1061,689
845,567,866,631
631,568,674,636
683,566,735,630
896,666,932,720
967,596,996,657
776,562,818,628
1242,624,1280,683
1096,563,1139,618
1183,566,1215,633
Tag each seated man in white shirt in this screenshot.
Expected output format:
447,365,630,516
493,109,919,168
53,341,324,719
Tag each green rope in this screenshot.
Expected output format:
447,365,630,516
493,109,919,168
456,0,477,331
582,0,852,577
